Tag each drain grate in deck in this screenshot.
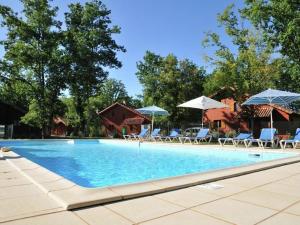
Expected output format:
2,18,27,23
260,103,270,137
198,183,224,190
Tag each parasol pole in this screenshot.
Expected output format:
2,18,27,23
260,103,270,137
270,105,274,146
151,112,154,133
201,109,204,128
269,98,274,147
270,107,273,130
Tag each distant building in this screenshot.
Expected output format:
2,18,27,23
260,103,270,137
51,117,68,137
98,102,151,137
204,88,300,137
0,100,40,138
250,104,300,138
0,100,69,138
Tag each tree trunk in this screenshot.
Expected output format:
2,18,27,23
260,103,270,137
75,96,86,137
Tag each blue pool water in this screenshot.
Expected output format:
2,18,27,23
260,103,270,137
1,140,297,188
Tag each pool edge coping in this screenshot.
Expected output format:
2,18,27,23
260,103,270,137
2,140,300,210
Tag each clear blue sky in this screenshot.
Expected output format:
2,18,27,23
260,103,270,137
0,0,244,96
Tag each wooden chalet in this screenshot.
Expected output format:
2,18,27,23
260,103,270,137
51,117,68,137
204,88,300,137
98,102,151,138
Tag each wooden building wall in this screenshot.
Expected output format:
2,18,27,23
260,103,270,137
99,103,150,138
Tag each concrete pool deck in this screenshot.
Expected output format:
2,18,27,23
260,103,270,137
1,142,300,224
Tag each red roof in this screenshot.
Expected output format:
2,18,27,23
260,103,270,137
253,104,297,118
53,117,66,125
253,105,272,118
97,102,150,121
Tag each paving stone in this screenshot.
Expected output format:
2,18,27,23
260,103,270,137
1,211,87,225
139,210,231,225
155,187,220,208
231,189,299,210
193,198,277,225
284,201,300,216
0,194,61,219
257,212,300,225
106,196,184,223
0,184,44,200
75,206,133,225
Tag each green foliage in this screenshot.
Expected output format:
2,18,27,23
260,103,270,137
242,0,300,92
127,96,143,109
62,78,137,137
136,51,206,126
61,97,80,130
0,79,32,109
203,4,280,101
63,0,125,135
243,0,300,64
0,0,65,137
0,0,126,137
96,78,131,107
21,100,42,128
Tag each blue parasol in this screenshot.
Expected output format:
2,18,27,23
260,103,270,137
136,105,169,132
242,88,300,141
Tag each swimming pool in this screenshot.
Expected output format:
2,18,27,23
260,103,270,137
1,140,297,188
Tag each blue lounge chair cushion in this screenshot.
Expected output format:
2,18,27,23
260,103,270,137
137,128,149,138
259,128,277,140
293,128,300,141
168,130,179,137
233,133,252,140
196,129,209,138
282,128,300,143
151,128,161,137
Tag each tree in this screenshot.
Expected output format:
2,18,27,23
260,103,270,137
242,0,300,92
0,78,32,109
96,78,130,107
61,97,80,134
127,95,143,109
63,0,125,135
0,0,65,137
243,0,300,64
203,4,280,101
62,78,136,137
136,51,206,126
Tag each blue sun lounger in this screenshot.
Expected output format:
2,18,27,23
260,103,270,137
149,128,161,141
218,133,252,146
123,132,135,140
123,128,149,140
134,128,150,141
180,128,212,144
244,128,278,148
280,128,300,149
159,129,180,142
